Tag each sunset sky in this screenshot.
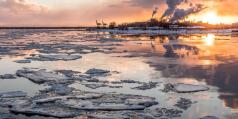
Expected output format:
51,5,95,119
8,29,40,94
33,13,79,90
1,0,238,26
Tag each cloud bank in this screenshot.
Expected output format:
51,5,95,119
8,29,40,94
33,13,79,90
0,0,237,26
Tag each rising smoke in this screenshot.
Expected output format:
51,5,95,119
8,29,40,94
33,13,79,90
160,0,206,23
152,7,158,18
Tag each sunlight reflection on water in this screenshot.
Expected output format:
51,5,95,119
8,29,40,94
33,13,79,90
203,34,215,46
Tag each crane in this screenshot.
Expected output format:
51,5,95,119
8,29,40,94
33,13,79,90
96,20,102,28
102,20,107,28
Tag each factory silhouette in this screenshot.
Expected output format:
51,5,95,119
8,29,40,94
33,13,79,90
95,0,231,30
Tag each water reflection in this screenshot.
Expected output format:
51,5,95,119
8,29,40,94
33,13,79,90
220,95,238,110
119,33,238,109
203,34,215,46
0,29,238,117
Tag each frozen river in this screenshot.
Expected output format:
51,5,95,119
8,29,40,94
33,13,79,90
0,29,237,119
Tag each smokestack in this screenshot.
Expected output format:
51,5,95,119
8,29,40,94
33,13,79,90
152,7,158,19
160,0,205,23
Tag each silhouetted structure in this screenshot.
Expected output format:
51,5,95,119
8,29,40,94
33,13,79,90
109,22,116,29
96,20,102,28
102,20,107,28
116,19,231,30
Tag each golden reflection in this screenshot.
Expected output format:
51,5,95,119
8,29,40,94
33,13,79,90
202,60,213,65
178,78,200,85
203,34,215,46
220,95,238,109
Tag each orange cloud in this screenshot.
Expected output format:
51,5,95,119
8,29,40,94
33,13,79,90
214,0,238,16
0,0,237,26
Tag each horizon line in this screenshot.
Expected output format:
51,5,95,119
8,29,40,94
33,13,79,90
0,26,96,29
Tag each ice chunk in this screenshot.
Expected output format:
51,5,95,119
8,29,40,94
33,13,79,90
174,83,209,93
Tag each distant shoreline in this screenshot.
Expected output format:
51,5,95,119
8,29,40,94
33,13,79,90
0,27,90,29
0,27,237,35
94,28,236,35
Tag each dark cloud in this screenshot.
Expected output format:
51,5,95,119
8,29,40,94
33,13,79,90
108,0,165,9
125,0,165,8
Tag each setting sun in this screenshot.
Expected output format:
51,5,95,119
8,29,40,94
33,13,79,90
187,10,237,25
201,11,222,24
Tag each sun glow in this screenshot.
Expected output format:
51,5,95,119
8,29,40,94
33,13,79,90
203,34,215,46
187,10,237,25
201,11,222,24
